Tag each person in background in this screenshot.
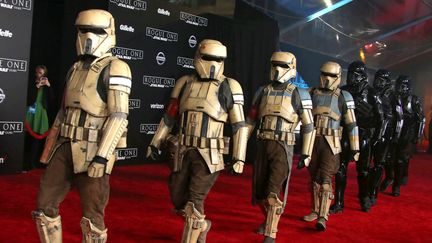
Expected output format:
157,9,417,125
24,65,51,170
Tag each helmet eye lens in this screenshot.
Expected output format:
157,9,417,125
321,72,338,78
78,27,107,35
271,62,290,69
201,55,224,63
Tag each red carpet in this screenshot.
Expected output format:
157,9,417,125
1,152,432,242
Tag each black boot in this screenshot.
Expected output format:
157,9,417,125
330,164,347,214
379,177,393,192
369,165,383,206
358,173,371,212
401,160,409,186
392,160,403,197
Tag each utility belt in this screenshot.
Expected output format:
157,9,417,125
179,134,230,154
59,123,102,142
315,127,342,137
256,129,295,144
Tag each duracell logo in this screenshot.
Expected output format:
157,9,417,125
0,121,23,135
0,57,27,73
116,148,138,160
112,47,143,60
120,24,135,33
143,75,175,88
0,0,32,11
0,29,13,38
109,0,146,11
128,99,141,109
177,56,194,69
146,27,178,42
179,11,208,26
140,124,158,135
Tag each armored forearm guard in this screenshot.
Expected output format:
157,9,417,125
149,117,173,150
300,108,316,157
344,107,360,151
40,110,64,163
230,104,248,163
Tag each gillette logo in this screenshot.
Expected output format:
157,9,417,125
120,24,135,33
0,29,13,38
157,8,170,16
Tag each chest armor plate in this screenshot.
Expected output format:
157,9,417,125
64,61,108,117
258,84,298,122
179,80,228,122
312,89,341,123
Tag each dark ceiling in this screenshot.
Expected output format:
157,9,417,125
242,0,432,70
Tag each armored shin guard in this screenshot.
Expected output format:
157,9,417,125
316,184,333,231
264,193,283,239
80,217,107,243
303,181,320,221
181,202,210,243
32,211,62,243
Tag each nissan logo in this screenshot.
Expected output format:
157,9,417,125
188,35,197,48
156,52,166,65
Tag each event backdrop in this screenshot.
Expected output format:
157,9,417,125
0,0,34,174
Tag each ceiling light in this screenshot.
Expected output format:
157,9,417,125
324,0,333,8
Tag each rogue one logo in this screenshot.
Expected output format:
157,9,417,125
180,11,208,26
0,88,5,103
156,52,166,65
112,47,143,60
116,148,138,160
140,124,158,135
157,8,170,16
146,27,178,42
120,24,134,32
0,121,23,135
128,99,141,110
109,0,146,11
0,57,27,73
0,0,32,11
0,29,13,38
188,35,197,48
177,57,195,69
143,75,175,88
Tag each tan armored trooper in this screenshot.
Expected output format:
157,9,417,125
302,61,359,231
147,39,248,243
246,52,315,243
32,9,131,243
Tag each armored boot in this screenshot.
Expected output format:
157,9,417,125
303,181,320,221
380,162,394,192
181,202,210,243
392,160,404,197
316,184,333,231
369,165,383,206
32,211,62,243
263,192,283,242
400,160,409,186
329,168,347,214
357,173,371,212
80,217,107,243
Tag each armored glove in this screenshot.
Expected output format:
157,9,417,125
146,145,161,161
88,156,107,178
230,160,244,176
297,154,311,169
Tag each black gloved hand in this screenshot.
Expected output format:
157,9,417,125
146,145,161,161
297,154,310,169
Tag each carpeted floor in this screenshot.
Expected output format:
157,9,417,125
0,151,431,242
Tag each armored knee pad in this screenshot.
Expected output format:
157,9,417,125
32,210,62,243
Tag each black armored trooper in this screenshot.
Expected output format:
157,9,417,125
384,75,425,196
330,61,383,213
368,69,403,205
